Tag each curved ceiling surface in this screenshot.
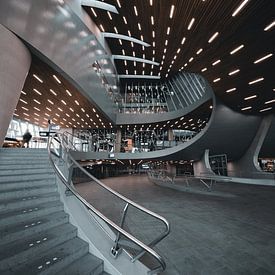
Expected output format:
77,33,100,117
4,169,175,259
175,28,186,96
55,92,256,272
84,0,275,115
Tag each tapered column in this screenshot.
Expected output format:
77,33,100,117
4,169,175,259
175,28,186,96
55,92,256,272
0,24,31,145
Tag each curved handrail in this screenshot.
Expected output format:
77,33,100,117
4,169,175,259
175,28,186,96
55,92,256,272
48,133,170,274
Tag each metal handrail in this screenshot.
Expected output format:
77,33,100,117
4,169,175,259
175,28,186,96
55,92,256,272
48,133,170,274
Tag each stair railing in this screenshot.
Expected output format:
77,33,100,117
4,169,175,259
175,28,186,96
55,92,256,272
48,133,170,274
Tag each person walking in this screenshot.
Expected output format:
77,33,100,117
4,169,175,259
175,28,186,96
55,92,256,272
22,129,32,148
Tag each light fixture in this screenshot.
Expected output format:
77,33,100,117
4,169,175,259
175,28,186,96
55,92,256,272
196,48,203,55
188,18,195,30
226,88,236,93
228,69,240,75
248,77,264,85
151,16,154,25
50,89,57,96
241,106,252,111
212,59,221,66
33,88,42,95
244,95,257,100
66,90,72,96
259,107,272,112
53,75,61,84
254,53,273,64
213,78,221,82
230,44,244,55
208,32,219,43
201,67,207,72
232,0,250,17
33,74,43,83
264,20,275,31
265,99,275,104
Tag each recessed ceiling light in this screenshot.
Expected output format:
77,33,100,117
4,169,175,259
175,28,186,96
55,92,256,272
244,95,257,100
53,75,61,84
228,69,240,75
75,100,79,105
254,53,273,64
259,107,272,112
264,99,275,104
248,77,264,85
107,11,112,20
91,8,97,17
116,0,121,8
232,0,250,17
134,6,138,16
208,32,219,43
169,5,175,19
230,44,244,55
241,106,252,111
212,59,221,66
181,37,186,45
264,20,275,31
196,48,203,55
33,99,41,105
151,16,154,25
213,78,221,82
201,67,207,72
47,99,54,105
21,90,26,95
50,89,57,96
19,99,27,104
188,18,195,30
33,88,42,95
34,107,40,111
226,88,237,93
33,74,43,83
66,90,72,96
61,100,67,105
21,106,29,111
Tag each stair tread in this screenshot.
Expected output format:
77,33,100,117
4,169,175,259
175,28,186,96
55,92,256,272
0,210,69,245
0,223,77,261
0,192,59,206
56,253,103,275
0,183,56,194
0,200,63,221
0,173,55,181
9,237,88,274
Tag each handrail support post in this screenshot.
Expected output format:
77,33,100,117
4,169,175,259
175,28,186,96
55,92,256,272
111,203,129,258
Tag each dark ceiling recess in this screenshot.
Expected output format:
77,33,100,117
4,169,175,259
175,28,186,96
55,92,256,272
15,55,112,129
84,0,275,115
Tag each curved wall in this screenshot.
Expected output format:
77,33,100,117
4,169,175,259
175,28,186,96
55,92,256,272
0,24,31,145
0,0,117,122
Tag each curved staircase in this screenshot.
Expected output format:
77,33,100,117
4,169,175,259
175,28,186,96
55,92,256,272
0,148,108,275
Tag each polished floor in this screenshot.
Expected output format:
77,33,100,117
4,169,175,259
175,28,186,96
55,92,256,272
76,175,275,275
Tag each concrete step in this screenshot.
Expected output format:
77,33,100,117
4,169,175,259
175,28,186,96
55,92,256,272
0,148,47,153
0,159,50,166
0,172,55,184
0,192,60,214
0,223,77,271
57,253,104,275
0,200,63,228
8,237,89,275
0,211,69,246
0,184,57,200
0,167,54,176
0,149,48,156
0,180,56,195
0,163,51,171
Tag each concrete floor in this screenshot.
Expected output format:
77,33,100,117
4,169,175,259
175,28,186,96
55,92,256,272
76,175,275,275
